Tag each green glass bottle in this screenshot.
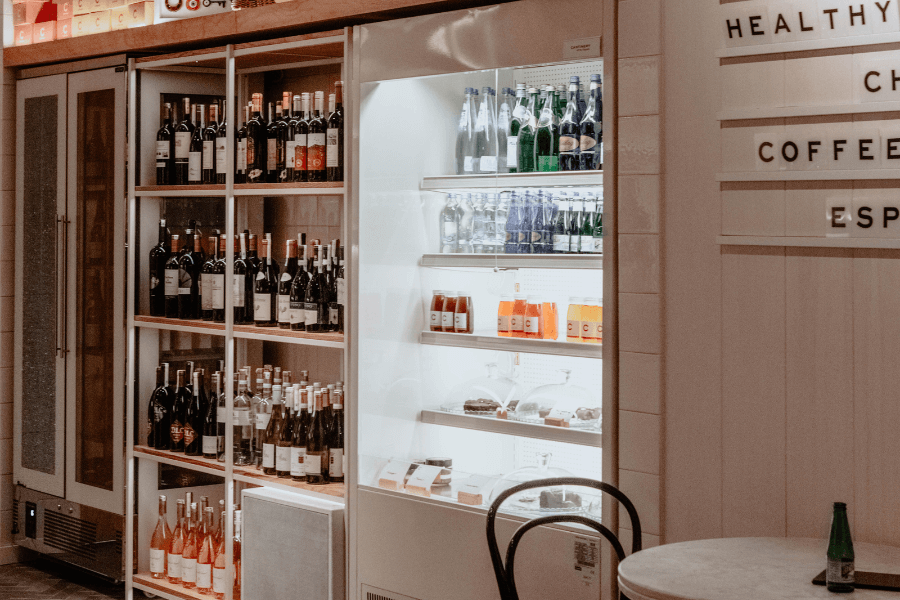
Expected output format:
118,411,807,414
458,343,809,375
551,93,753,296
534,85,559,172
507,83,528,174
553,84,566,121
591,199,603,253
516,88,539,174
827,502,854,593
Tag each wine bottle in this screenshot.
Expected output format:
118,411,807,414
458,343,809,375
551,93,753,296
166,499,185,584
181,502,198,589
200,236,218,321
177,234,201,319
325,241,338,332
568,194,584,254
507,83,527,173
203,372,219,459
277,384,294,478
148,365,171,450
216,371,226,462
233,511,242,600
334,245,345,334
276,95,290,182
246,233,259,322
156,103,174,185
289,234,309,331
579,74,602,171
246,93,266,184
212,235,226,323
306,388,328,484
215,101,227,185
170,369,189,452
328,387,344,483
516,88,539,173
212,509,227,599
285,93,298,182
534,85,559,172
235,104,248,184
307,91,327,182
559,77,581,172
262,381,284,475
290,386,310,480
303,245,323,332
277,239,297,330
149,219,169,317
202,104,216,185
326,81,344,182
188,104,204,184
174,98,192,185
252,370,272,467
233,233,248,324
293,93,309,182
164,235,181,318
827,502,855,593
265,102,278,183
183,371,203,456
233,375,252,465
253,234,278,327
196,507,215,595
150,495,171,579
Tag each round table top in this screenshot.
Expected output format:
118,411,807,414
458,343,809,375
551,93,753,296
618,537,900,600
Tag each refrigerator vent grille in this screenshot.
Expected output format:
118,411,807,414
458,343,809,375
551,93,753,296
11,498,18,534
44,510,98,560
361,584,420,600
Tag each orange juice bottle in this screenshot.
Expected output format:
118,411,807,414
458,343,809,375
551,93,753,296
542,301,557,340
582,298,601,344
497,295,513,337
510,294,527,338
523,296,543,339
566,297,583,342
596,298,603,343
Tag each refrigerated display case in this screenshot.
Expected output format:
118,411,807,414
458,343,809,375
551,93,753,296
349,3,609,599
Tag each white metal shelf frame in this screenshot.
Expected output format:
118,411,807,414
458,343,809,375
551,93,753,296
124,32,351,600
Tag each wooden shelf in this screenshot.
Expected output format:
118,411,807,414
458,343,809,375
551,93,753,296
135,185,225,197
420,330,602,359
134,445,225,477
421,171,603,191
420,410,602,446
421,253,602,270
233,468,345,500
133,573,209,600
135,182,343,197
134,316,344,347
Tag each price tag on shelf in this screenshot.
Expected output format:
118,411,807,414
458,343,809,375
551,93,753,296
545,408,574,428
405,465,443,498
377,460,409,491
456,474,493,506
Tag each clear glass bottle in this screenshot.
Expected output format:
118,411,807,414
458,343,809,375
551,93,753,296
455,88,476,175
439,193,460,254
196,507,215,594
252,370,272,468
483,193,498,254
474,86,498,174
233,376,252,465
507,83,528,173
150,495,171,579
262,382,284,475
497,88,512,174
212,509,227,599
471,193,486,254
495,192,510,254
166,499,185,584
181,502,198,589
458,193,475,253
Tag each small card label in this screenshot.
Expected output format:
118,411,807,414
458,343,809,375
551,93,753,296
563,36,601,59
456,474,493,506
377,460,409,491
405,464,443,497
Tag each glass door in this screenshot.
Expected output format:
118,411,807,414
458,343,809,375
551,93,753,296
65,67,127,515
14,73,68,499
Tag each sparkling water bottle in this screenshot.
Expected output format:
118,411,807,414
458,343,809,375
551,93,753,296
496,192,510,254
440,193,461,253
504,192,520,255
455,89,476,175
458,193,475,253
484,193,499,254
472,193,487,254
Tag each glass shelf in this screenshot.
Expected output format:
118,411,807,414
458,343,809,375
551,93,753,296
420,409,601,446
421,253,602,270
134,316,345,348
419,330,602,359
421,171,604,192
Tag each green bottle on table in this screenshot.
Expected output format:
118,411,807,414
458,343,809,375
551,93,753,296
827,502,855,593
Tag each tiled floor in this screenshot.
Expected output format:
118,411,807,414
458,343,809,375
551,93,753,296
0,560,124,600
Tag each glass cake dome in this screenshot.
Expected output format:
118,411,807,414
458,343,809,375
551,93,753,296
487,453,583,513
439,362,521,417
513,369,600,429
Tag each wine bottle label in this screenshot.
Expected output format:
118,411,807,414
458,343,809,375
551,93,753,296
567,320,581,338
479,155,497,173
164,271,178,296
156,141,170,160
255,413,270,430
441,312,454,329
215,138,227,173
217,410,226,423
498,315,510,333
580,134,597,152
510,315,524,332
537,155,559,172
290,446,306,477
267,139,277,170
559,135,579,153
592,237,603,253
202,141,214,170
277,294,290,322
170,421,184,443
202,435,217,454
506,138,518,168
211,274,225,309
237,139,247,171
233,274,245,307
524,317,539,334
200,274,212,310
253,293,271,321
188,151,201,181
295,138,308,171
233,408,250,426
827,559,854,585
175,132,190,159
337,278,347,305
279,272,292,282
150,549,165,574
553,234,570,253
289,301,304,325
275,445,291,471
326,128,340,167
464,156,474,172
213,567,226,594
183,423,197,446
329,448,344,477
454,313,468,331
196,563,212,589
304,452,322,474
256,270,266,281
580,236,595,253
262,443,275,468
585,201,597,212
285,140,296,167
308,136,325,171
167,553,182,579
516,231,529,245
304,303,318,326
182,558,197,584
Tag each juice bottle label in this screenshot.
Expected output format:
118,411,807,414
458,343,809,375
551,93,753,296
454,313,468,331
442,312,454,329
567,320,581,339
524,317,539,334
582,321,595,340
593,321,602,341
510,315,524,332
430,311,441,328
498,315,510,333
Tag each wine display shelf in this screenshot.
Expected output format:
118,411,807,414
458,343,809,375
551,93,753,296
134,446,346,499
421,171,604,191
134,316,345,348
135,183,344,197
421,253,602,270
133,573,209,600
420,410,602,446
419,331,603,359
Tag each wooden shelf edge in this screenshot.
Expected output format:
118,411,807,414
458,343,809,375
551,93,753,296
133,573,208,600
133,316,343,346
419,331,603,359
134,445,226,476
420,410,602,447
232,469,345,499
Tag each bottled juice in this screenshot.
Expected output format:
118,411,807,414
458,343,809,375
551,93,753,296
497,295,513,337
566,297,583,342
454,293,473,334
442,293,458,333
430,291,445,332
596,298,603,343
582,298,601,344
524,296,543,339
510,294,527,338
542,301,558,340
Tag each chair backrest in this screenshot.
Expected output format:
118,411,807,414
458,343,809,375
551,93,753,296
485,477,641,600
